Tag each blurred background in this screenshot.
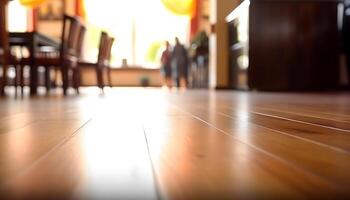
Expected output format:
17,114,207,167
2,0,350,90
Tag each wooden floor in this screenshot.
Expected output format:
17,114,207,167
0,88,350,200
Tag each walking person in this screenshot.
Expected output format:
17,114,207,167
171,37,189,88
160,41,172,88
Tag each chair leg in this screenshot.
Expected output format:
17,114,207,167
73,68,80,93
45,66,51,93
14,65,18,95
107,67,112,87
1,58,8,96
96,66,103,90
0,77,5,96
20,65,24,95
0,84,5,96
61,66,68,95
52,68,59,88
100,68,105,90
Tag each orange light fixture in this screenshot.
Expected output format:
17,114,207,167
160,0,196,17
19,0,47,8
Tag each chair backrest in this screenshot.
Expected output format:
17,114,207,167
97,31,114,67
97,32,108,65
60,15,82,61
76,24,86,59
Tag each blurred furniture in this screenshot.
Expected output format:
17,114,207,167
98,32,114,90
91,31,114,90
72,24,86,91
9,32,60,94
76,65,161,87
342,1,350,88
226,1,249,90
227,0,341,91
0,0,9,95
0,0,24,95
19,15,85,95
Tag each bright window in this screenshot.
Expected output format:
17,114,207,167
84,0,190,68
8,1,28,32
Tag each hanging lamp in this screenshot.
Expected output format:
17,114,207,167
19,0,47,8
160,0,195,17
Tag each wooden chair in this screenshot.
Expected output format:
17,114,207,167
42,21,86,93
71,24,86,91
0,0,22,95
20,15,85,95
96,31,114,90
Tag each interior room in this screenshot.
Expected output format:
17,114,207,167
1,0,350,199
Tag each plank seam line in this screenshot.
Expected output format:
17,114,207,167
0,117,94,189
142,125,165,200
217,112,350,155
218,104,350,133
254,106,350,124
250,111,350,133
171,103,344,191
186,103,350,154
0,119,39,135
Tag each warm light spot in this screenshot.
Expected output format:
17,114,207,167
19,0,47,8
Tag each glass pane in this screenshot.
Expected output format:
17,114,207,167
84,0,189,68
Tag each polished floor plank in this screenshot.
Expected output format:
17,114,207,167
251,107,350,131
0,96,96,122
143,115,345,200
179,92,350,122
219,92,350,130
0,120,88,184
254,103,350,123
170,92,350,151
0,88,350,200
0,108,92,135
1,111,158,200
0,96,95,186
253,100,350,116
168,101,350,188
225,108,350,151
0,113,38,135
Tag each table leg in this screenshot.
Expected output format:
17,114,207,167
0,60,7,96
29,36,37,95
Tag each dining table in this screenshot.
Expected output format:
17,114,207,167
8,31,60,95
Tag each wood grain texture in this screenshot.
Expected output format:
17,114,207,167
247,1,340,90
0,88,349,200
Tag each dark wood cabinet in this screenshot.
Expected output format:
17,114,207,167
227,0,342,91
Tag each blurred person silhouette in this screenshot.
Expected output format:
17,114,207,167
160,41,172,88
171,37,189,88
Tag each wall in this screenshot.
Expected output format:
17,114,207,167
36,0,76,39
79,66,162,87
197,0,210,34
209,0,240,88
